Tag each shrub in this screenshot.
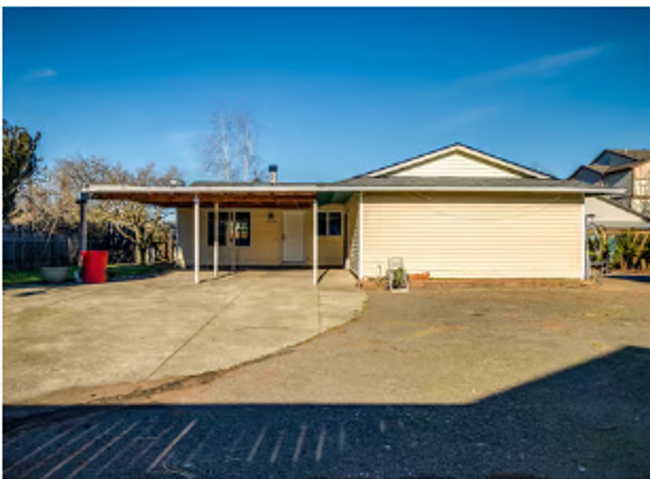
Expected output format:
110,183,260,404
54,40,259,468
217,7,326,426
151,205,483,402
610,230,650,271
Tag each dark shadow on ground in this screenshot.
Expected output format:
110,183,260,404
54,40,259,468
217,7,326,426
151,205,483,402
10,289,50,297
606,275,650,284
4,347,650,479
318,268,331,283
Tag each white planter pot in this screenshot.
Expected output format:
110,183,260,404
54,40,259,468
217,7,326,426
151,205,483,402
41,267,69,284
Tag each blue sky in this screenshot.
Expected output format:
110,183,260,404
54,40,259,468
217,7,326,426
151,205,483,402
3,7,650,183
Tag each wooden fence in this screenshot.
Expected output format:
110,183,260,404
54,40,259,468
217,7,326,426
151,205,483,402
3,230,74,270
3,226,173,270
3,229,138,270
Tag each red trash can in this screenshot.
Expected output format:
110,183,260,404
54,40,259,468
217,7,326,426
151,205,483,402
81,251,109,283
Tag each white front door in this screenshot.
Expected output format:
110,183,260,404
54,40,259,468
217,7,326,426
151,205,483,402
282,211,305,262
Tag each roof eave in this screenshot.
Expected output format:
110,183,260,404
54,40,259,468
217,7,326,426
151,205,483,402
83,184,625,197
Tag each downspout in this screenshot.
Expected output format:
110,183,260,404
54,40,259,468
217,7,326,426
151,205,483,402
77,192,89,268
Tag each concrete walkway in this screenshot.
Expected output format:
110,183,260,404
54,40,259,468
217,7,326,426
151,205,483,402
3,269,365,404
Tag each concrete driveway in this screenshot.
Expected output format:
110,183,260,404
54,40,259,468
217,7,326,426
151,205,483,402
3,269,365,404
122,277,650,405
3,279,649,479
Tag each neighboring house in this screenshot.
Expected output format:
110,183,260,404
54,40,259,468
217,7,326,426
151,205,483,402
83,143,622,282
570,149,650,217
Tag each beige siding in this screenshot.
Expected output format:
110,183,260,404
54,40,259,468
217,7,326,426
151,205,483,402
178,207,283,267
631,199,650,217
392,152,519,178
345,194,360,276
635,161,650,181
304,204,346,267
633,162,650,216
177,204,345,268
362,192,584,279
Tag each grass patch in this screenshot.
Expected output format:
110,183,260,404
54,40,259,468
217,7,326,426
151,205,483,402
2,269,44,287
106,263,171,280
3,263,172,286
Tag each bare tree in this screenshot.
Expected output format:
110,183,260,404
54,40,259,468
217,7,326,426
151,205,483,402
16,156,183,265
204,112,235,181
97,162,182,265
234,111,264,182
204,110,265,182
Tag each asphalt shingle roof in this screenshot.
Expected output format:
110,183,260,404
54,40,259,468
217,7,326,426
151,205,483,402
332,176,604,190
609,149,650,162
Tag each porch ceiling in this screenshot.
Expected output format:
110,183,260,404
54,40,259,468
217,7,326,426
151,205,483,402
317,191,353,205
87,191,317,209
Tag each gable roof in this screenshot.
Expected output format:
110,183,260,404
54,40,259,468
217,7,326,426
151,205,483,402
569,149,650,180
608,149,650,162
356,143,553,180
583,164,611,174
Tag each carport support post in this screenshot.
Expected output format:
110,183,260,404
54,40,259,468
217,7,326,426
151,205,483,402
213,202,219,278
77,193,88,267
194,195,200,284
313,198,318,286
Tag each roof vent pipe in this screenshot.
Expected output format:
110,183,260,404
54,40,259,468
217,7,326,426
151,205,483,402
269,164,278,185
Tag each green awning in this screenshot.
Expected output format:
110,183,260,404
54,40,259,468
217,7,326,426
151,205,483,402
316,191,353,205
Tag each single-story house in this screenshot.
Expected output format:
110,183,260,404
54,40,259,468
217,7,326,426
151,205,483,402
82,143,623,284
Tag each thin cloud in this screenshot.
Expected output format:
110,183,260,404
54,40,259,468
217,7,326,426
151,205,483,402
24,68,58,81
165,131,206,179
436,45,609,96
429,105,501,132
167,131,206,144
471,45,607,83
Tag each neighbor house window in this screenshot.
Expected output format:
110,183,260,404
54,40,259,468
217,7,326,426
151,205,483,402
208,211,250,247
318,211,342,236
